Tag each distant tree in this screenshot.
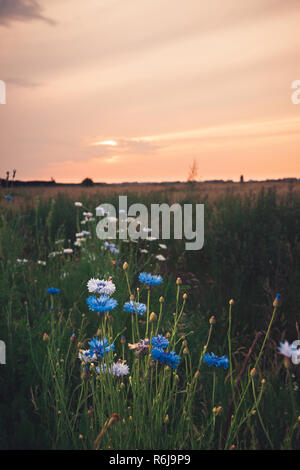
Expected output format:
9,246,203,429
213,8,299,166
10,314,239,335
187,158,199,183
81,177,94,187
240,175,244,184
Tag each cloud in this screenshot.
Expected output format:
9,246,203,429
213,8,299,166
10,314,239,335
4,77,41,88
132,117,300,144
90,138,160,156
0,0,55,26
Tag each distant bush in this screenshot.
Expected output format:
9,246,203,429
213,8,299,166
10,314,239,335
81,177,94,186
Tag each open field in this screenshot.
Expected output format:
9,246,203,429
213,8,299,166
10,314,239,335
0,182,300,449
2,180,300,208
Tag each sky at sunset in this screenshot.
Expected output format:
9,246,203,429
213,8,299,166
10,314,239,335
0,0,300,183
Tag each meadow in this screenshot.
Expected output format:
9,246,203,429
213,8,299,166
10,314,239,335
0,181,299,450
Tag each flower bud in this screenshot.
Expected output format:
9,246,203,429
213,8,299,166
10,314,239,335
176,277,182,285
43,333,49,342
149,312,157,322
273,293,280,307
123,262,128,270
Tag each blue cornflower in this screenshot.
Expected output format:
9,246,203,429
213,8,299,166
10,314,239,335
138,272,163,286
4,195,13,200
203,352,229,369
46,287,60,294
87,295,118,314
104,241,120,254
152,334,169,349
123,301,147,315
151,348,181,369
88,337,115,360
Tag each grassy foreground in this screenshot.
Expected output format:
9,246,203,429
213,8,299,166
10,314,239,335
0,183,299,449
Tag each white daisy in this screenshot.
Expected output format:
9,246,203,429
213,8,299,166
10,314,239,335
78,349,95,363
87,278,116,296
156,254,166,261
111,362,130,376
277,341,293,358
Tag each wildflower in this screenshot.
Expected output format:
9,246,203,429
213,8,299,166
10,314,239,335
151,348,181,369
128,338,150,356
87,278,116,296
104,242,119,254
123,301,147,315
48,251,63,257
273,293,280,307
156,254,166,262
152,334,169,349
37,260,47,266
158,244,167,249
138,272,163,286
139,249,149,254
46,287,60,295
96,362,130,377
4,195,13,200
63,248,73,254
277,341,293,358
87,337,115,360
74,202,83,207
78,349,96,363
43,333,49,342
203,352,229,369
87,295,118,314
81,231,90,236
16,258,28,263
70,333,76,344
123,262,128,270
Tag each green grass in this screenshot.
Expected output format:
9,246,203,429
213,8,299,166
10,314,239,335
0,186,299,449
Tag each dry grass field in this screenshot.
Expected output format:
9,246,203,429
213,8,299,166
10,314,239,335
2,180,300,208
